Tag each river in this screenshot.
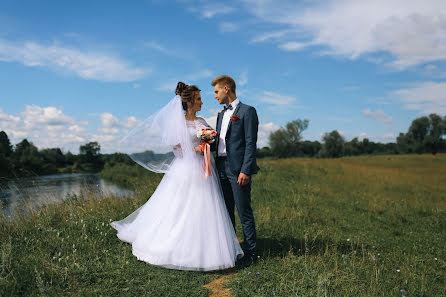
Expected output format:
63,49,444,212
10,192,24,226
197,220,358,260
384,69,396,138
0,173,133,218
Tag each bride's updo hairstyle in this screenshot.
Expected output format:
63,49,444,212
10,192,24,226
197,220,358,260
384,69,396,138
176,82,201,111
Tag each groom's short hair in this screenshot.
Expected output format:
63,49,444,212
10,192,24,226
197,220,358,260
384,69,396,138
212,75,236,95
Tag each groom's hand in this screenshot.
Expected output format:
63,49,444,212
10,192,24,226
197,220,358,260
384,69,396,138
237,173,250,186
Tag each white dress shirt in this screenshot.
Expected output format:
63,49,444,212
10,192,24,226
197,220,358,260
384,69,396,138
218,98,240,157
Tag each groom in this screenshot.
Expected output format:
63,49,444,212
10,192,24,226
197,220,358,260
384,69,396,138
211,75,260,268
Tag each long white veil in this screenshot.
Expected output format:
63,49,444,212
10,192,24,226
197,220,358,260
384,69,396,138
119,95,194,173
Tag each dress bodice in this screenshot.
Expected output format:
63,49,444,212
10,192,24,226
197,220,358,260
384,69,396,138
186,118,210,147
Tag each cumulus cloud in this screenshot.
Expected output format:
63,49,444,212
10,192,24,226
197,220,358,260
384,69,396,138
0,106,144,153
257,121,281,147
0,38,147,82
393,81,446,114
0,106,90,151
363,109,393,123
100,113,140,130
21,105,75,126
242,0,446,68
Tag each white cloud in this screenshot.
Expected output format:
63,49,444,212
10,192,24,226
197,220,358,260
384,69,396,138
260,91,296,105
200,4,235,19
133,83,141,88
144,41,170,53
0,106,90,151
259,122,281,136
100,113,140,130
100,113,121,128
203,116,217,129
238,71,248,86
363,109,393,123
207,109,221,116
279,41,309,51
0,38,147,82
0,108,20,123
243,0,446,69
393,81,446,114
21,105,75,126
358,132,367,140
97,128,120,135
0,106,146,153
220,22,239,33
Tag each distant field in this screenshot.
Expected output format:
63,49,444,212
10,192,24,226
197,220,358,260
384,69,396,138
1,154,445,296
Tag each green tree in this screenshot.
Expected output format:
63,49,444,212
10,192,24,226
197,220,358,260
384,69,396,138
79,141,104,172
269,119,309,158
10,139,46,176
406,114,446,154
0,131,13,157
0,131,13,177
320,130,345,158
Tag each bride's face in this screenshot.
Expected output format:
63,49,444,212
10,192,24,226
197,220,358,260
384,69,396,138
189,91,203,113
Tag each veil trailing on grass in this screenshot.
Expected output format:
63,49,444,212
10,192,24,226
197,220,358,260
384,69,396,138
119,95,195,173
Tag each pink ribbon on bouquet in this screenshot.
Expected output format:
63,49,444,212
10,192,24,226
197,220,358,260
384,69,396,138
203,143,212,178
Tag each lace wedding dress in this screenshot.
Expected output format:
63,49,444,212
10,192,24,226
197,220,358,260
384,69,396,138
111,117,243,271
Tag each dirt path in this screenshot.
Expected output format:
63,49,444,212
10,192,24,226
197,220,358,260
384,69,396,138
203,239,242,296
203,273,235,297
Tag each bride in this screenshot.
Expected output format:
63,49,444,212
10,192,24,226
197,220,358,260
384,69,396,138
111,82,244,271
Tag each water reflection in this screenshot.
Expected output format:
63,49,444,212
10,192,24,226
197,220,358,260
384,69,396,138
0,173,133,218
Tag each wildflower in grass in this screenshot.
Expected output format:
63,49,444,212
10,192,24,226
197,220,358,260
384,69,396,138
347,238,350,242
372,255,376,261
248,271,252,275
396,269,400,272
410,264,414,268
434,257,438,261
273,291,276,296
256,272,260,275
400,289,406,293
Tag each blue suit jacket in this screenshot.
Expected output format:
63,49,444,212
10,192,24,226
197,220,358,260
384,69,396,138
213,101,260,176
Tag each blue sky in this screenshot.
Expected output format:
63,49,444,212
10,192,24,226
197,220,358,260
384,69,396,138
1,0,446,153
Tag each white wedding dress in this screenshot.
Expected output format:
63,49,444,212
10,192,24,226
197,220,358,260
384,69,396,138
111,118,244,271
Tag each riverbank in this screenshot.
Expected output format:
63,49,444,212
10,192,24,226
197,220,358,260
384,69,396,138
1,155,445,296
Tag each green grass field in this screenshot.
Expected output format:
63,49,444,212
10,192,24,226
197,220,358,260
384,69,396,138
1,154,445,296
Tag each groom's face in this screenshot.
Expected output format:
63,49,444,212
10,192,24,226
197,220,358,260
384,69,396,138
214,83,229,105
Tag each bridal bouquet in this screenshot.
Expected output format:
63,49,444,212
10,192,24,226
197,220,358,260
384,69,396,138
196,127,218,178
197,127,218,144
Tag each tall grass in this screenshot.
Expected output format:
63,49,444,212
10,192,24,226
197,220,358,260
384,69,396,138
1,154,445,296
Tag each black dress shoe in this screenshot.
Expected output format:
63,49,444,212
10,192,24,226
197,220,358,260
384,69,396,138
241,253,257,268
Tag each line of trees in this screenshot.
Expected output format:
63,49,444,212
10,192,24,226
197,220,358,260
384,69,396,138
0,131,105,178
258,113,446,159
2,113,445,178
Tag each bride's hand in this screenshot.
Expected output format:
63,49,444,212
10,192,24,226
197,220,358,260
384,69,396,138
194,146,202,152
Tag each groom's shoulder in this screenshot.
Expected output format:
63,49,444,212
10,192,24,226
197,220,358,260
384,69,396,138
239,102,257,117
239,101,257,112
